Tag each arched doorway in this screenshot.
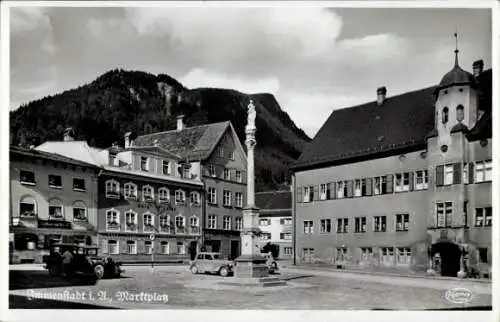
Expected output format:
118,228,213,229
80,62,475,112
431,242,461,277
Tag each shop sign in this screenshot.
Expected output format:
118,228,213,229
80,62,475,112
38,220,72,229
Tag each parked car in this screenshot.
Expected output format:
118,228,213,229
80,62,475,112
44,243,124,280
189,252,234,277
264,253,278,274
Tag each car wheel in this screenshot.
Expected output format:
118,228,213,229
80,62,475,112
94,264,105,280
219,267,229,277
49,264,60,276
190,266,199,274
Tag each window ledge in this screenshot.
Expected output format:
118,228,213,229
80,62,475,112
106,194,121,199
73,188,87,192
49,185,63,189
20,181,36,186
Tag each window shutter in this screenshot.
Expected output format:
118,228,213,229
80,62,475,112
366,178,373,196
453,163,461,184
468,163,475,184
296,186,302,203
313,185,319,201
347,180,354,198
331,182,337,199
409,172,414,191
326,183,332,199
386,174,394,193
436,165,444,187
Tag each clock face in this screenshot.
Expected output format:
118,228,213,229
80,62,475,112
441,145,448,153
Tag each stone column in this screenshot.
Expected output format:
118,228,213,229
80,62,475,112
234,99,269,279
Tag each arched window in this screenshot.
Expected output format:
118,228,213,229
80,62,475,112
158,188,170,203
143,212,155,232
442,107,449,124
143,185,154,202
175,189,186,205
105,179,120,198
19,195,37,217
175,215,186,233
106,208,120,231
124,210,137,231
72,201,87,221
48,198,64,219
161,241,169,254
124,182,138,199
190,191,201,206
456,105,465,122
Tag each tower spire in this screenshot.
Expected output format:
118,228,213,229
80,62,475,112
454,30,459,67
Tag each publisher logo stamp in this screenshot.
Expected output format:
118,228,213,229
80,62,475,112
445,288,473,304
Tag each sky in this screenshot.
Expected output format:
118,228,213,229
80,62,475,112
9,5,492,138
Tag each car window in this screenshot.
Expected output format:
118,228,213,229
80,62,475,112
206,255,212,260
197,254,204,260
213,254,221,260
87,249,97,256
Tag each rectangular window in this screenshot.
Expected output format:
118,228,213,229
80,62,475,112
108,240,119,254
127,241,137,255
229,151,235,161
374,216,387,232
320,184,327,200
223,190,232,206
73,178,86,191
395,214,409,231
223,216,231,230
360,247,373,261
20,201,35,217
444,164,453,185
109,152,117,166
208,215,217,229
140,156,148,171
280,232,292,240
223,168,231,180
182,167,191,179
355,217,366,233
219,147,225,158
373,176,387,195
208,187,217,204
475,207,492,227
335,247,348,261
354,179,362,197
236,170,242,183
302,248,314,262
437,202,452,228
283,247,293,255
259,219,270,226
303,186,314,202
414,170,429,190
234,192,243,208
20,170,36,185
162,160,170,175
475,160,492,183
478,248,488,263
381,247,394,263
235,217,243,231
161,242,169,254
320,219,331,233
394,173,410,192
336,218,348,233
48,175,62,188
337,181,348,199
259,233,271,240
397,247,412,265
303,220,314,235
208,165,216,177
73,208,87,221
463,163,469,184
49,205,63,219
145,241,153,254
176,242,185,255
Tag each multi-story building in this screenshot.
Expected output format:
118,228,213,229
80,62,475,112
36,128,204,261
291,53,492,277
134,116,247,259
9,146,99,263
255,190,293,259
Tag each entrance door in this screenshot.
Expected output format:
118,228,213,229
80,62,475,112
230,240,240,260
189,241,198,260
431,242,461,277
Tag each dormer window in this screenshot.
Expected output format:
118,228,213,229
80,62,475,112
109,152,117,166
442,107,449,124
219,148,224,158
140,156,149,171
456,105,464,122
182,167,191,179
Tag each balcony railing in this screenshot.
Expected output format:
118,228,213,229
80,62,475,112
143,225,155,232
175,226,186,234
159,225,171,234
189,226,200,235
106,222,120,231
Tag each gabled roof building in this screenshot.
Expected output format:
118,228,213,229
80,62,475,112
291,50,492,278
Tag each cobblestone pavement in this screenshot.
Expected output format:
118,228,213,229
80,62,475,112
9,265,492,310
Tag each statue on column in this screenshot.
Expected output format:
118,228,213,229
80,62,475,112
247,99,256,132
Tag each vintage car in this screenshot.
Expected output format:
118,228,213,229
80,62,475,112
189,252,234,277
44,243,124,280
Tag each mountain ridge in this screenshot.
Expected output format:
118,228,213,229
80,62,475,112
10,69,311,192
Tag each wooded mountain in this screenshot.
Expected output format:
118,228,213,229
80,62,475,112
10,69,311,192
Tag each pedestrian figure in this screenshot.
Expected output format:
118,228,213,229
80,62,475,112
62,249,74,277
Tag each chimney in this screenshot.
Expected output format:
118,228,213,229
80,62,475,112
177,115,185,131
473,60,484,77
376,87,387,106
63,127,74,141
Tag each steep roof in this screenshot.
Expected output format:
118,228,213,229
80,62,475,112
294,68,492,171
255,190,292,211
438,54,475,90
10,145,98,169
36,141,108,166
134,121,231,161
